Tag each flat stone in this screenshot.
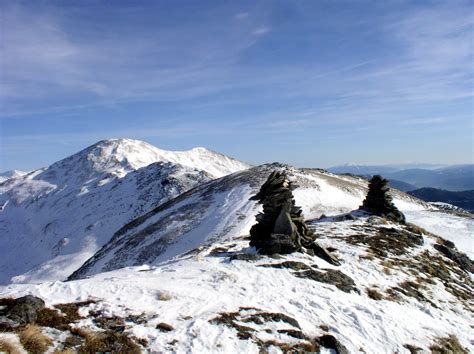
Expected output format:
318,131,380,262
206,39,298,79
156,322,174,332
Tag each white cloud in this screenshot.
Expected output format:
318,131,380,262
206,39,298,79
252,26,271,36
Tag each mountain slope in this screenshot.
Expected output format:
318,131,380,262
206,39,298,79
0,139,249,284
69,163,430,280
1,212,471,353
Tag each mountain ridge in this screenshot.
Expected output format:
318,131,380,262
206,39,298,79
0,138,250,284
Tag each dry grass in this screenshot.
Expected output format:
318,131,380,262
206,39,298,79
405,223,429,235
69,327,141,353
430,335,468,354
77,330,141,353
319,324,329,332
35,308,69,330
359,252,375,261
19,325,52,354
0,335,25,354
366,288,384,300
157,291,172,301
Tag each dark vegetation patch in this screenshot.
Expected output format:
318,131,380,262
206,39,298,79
294,269,358,293
54,300,95,321
259,261,357,293
209,311,256,340
76,329,141,354
382,250,473,310
229,253,265,262
91,313,126,332
209,307,348,353
386,280,436,307
240,312,301,329
259,261,315,272
35,300,97,331
0,297,144,353
36,307,70,330
343,226,423,258
404,343,422,353
429,335,468,354
366,288,384,300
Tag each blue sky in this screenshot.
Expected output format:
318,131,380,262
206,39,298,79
1,0,473,171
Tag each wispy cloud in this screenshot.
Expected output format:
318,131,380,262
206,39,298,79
252,26,271,36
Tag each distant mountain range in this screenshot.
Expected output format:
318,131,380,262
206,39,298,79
408,188,474,212
328,164,474,191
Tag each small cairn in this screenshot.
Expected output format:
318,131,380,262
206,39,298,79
249,171,339,265
360,175,405,223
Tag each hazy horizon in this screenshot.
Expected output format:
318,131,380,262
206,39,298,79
0,137,472,173
1,1,473,171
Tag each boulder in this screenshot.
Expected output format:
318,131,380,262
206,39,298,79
0,295,45,327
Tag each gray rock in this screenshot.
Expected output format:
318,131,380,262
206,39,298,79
260,233,299,255
434,242,473,273
1,295,45,327
273,209,296,236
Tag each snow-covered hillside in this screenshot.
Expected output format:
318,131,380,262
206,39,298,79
1,213,471,353
0,155,472,353
69,164,439,280
0,139,250,285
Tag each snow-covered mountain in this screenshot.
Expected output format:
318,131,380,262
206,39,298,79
0,139,250,284
1,151,472,352
0,170,27,184
69,163,439,280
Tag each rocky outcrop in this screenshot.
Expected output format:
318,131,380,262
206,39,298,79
0,295,45,329
249,171,339,264
434,239,473,273
360,175,405,223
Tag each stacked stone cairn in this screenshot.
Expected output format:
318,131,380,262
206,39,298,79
249,171,339,265
360,175,405,223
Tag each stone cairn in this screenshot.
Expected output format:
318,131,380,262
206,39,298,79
249,171,339,265
360,175,405,223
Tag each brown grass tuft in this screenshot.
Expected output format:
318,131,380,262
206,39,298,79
77,330,141,353
157,292,172,301
35,308,69,330
0,335,25,354
19,325,52,354
430,335,468,354
366,288,384,300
